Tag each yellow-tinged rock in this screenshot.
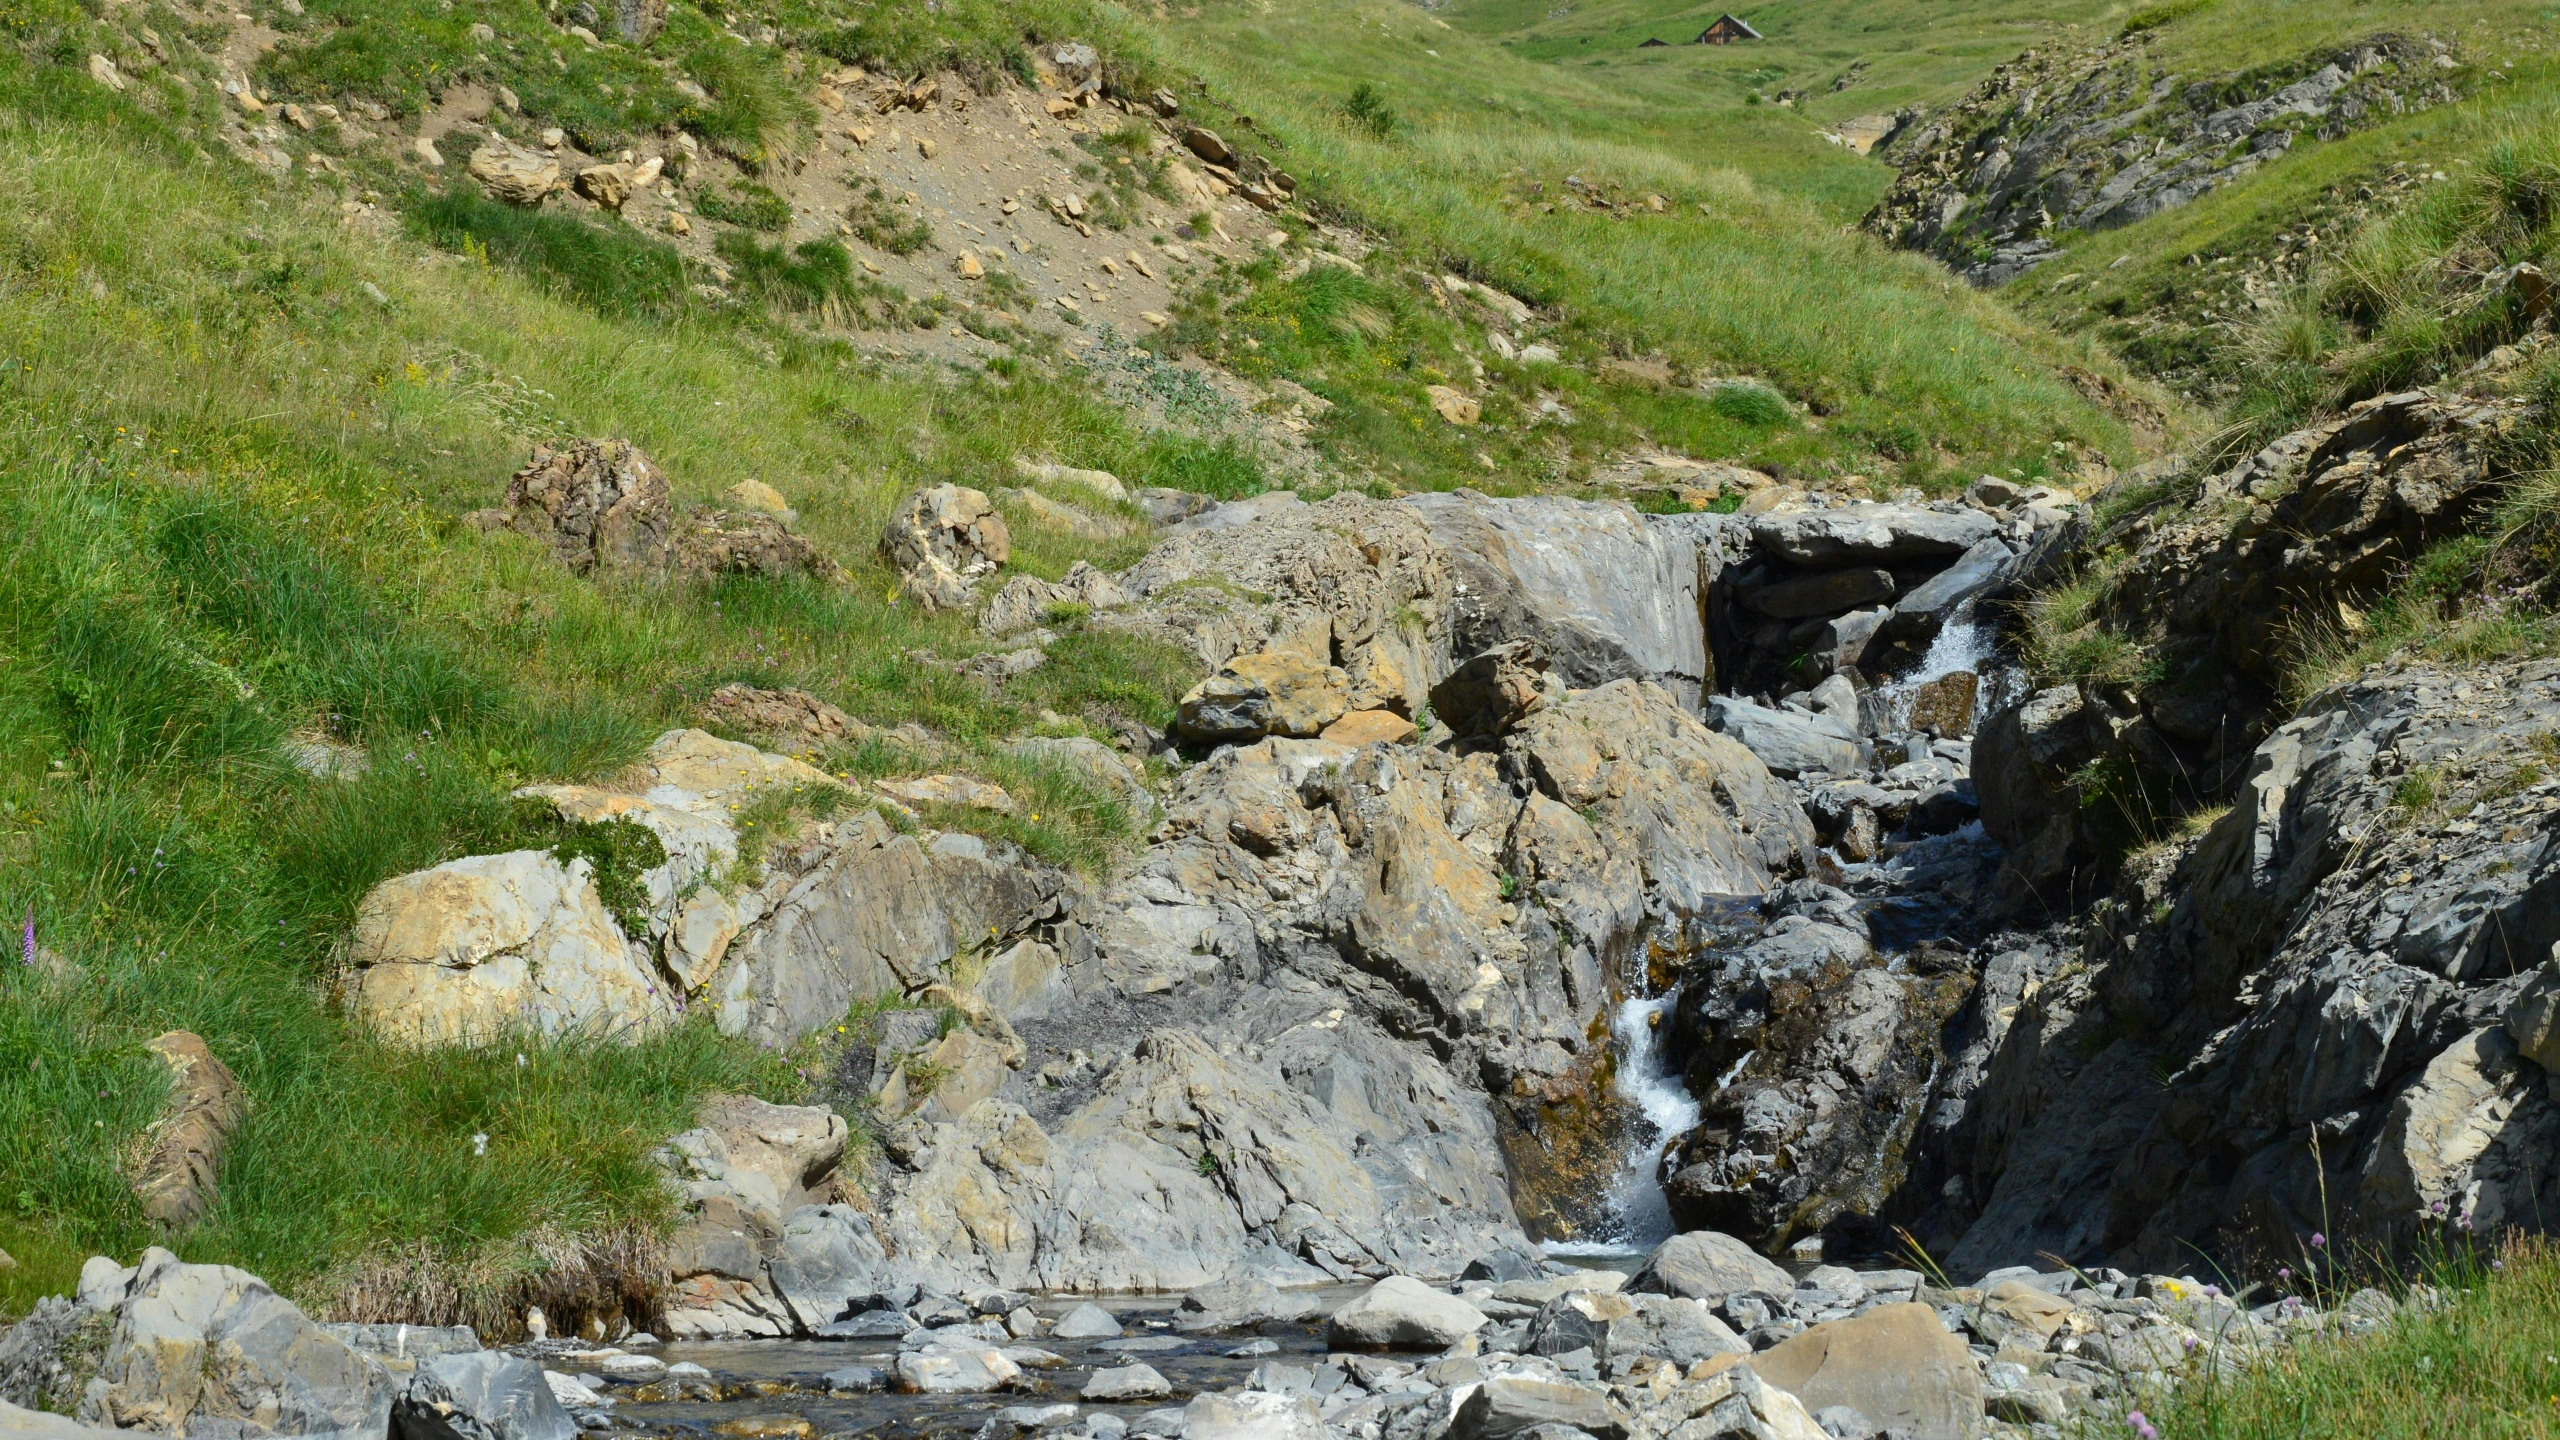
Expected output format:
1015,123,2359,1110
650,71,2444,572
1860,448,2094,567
1321,709,1416,747
1226,652,1351,739
1427,385,1481,426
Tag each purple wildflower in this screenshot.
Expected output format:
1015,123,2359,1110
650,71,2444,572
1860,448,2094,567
2311,1232,2327,1249
19,906,32,965
2277,1266,2292,1281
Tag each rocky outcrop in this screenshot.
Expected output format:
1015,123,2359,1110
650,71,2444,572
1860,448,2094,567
470,442,844,586
76,1248,398,1440
1707,503,2036,696
1102,494,1452,718
1663,885,1975,1251
343,727,1064,1052
1944,661,2560,1272
880,486,1011,612
1976,385,2537,905
1404,494,1728,708
1867,32,2465,284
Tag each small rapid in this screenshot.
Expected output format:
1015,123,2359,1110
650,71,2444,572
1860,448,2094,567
1546,993,1698,1258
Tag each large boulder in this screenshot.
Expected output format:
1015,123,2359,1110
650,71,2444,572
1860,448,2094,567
466,138,560,205
1404,493,1715,706
482,440,678,577
343,850,672,1050
1448,1377,1619,1440
1325,1276,1487,1350
1702,698,1866,778
132,1032,247,1229
1625,1231,1794,1300
1747,1305,1983,1440
880,486,1011,612
1182,1391,1325,1440
394,1352,574,1440
77,1249,399,1440
1749,504,1998,567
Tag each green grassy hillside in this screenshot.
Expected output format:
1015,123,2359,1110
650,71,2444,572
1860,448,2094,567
0,0,2238,1324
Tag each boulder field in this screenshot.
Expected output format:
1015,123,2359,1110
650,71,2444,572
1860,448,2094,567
0,1230,2436,1440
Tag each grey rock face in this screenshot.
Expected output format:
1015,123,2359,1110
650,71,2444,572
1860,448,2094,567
395,1353,575,1440
1703,698,1867,778
76,1248,398,1440
1105,494,1452,717
1404,493,1718,706
1748,505,1997,567
1868,33,2458,285
713,808,1063,1048
1665,915,1974,1249
0,1298,106,1415
1946,661,2560,1272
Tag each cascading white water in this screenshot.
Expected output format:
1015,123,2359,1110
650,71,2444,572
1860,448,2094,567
1872,600,2017,735
1545,993,1699,1256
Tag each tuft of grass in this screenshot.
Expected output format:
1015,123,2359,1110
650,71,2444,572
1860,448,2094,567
2127,1234,2560,1440
406,191,694,318
695,179,795,234
843,179,934,255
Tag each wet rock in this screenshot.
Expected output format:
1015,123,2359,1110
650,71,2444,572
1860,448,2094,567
78,1249,398,1440
1626,1231,1793,1301
1327,1277,1488,1350
1878,537,2014,646
1744,568,1894,620
131,1032,246,1229
1081,1365,1170,1401
1747,1304,1982,1440
881,486,1011,612
1902,673,1978,739
1173,1277,1318,1333
893,1342,1021,1394
397,1352,576,1440
1666,925,1974,1250
1182,1390,1325,1440
1051,1304,1122,1340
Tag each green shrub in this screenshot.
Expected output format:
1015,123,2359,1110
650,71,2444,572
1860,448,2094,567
1341,81,1399,138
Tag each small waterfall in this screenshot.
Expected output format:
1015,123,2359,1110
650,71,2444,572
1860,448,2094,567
1546,993,1699,1257
1872,601,2019,734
